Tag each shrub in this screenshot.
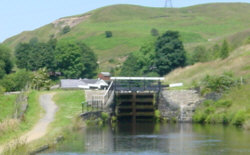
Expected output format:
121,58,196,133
151,28,159,36
192,111,206,123
214,100,232,108
101,112,109,122
105,31,112,38
220,40,229,59
154,110,161,122
61,26,71,34
232,110,246,126
0,70,31,92
201,72,239,94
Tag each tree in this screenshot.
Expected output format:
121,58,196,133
155,31,186,76
220,40,229,59
105,31,113,38
55,41,98,78
119,43,157,77
120,53,141,76
15,39,56,71
151,28,159,36
0,44,13,79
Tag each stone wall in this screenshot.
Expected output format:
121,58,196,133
158,90,203,122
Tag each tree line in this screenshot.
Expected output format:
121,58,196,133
0,38,98,93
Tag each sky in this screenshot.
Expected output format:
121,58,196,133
0,0,249,42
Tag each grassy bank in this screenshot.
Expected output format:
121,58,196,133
49,90,85,134
193,84,250,129
0,91,42,144
0,94,18,121
2,90,85,154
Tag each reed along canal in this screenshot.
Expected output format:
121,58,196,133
42,122,250,155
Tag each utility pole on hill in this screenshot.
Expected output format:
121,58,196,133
165,0,173,8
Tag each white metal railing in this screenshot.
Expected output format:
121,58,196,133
88,81,114,106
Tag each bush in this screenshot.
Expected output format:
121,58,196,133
151,28,159,36
214,100,232,108
0,70,31,92
232,110,246,126
201,72,239,94
154,110,161,122
105,31,112,38
220,40,229,59
192,111,206,123
191,45,209,63
61,26,71,34
101,112,109,122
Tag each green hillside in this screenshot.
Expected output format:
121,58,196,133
164,45,250,85
3,3,250,70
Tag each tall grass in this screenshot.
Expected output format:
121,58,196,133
193,84,250,129
0,91,42,144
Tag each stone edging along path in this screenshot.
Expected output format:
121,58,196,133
0,93,57,154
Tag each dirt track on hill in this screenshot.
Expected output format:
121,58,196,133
0,93,57,154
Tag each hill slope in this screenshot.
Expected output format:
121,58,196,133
3,3,250,70
164,44,250,85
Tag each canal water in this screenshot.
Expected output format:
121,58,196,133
42,122,250,155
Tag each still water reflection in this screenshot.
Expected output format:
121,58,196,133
42,122,250,155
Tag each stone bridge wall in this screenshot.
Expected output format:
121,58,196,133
158,90,203,122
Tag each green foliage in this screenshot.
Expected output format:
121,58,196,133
191,45,209,63
15,39,56,71
105,31,113,38
151,28,159,36
154,110,161,122
0,86,5,95
220,40,229,59
232,110,246,126
155,31,186,76
101,112,109,122
120,42,157,76
31,68,51,90
201,72,239,94
210,44,221,59
4,4,250,71
55,41,98,78
0,70,32,92
61,26,71,34
0,44,13,79
245,37,250,44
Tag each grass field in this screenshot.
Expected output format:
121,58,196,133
3,3,250,70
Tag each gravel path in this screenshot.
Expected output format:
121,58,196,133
0,93,57,154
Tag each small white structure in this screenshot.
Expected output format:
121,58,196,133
60,79,108,89
169,83,183,88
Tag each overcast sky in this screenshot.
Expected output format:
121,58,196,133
0,0,249,42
